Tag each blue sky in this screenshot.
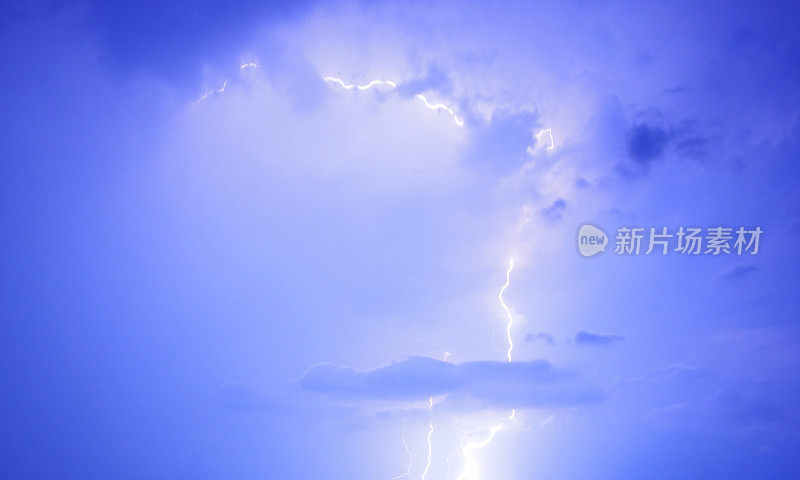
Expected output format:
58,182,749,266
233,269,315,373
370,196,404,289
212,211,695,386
1,0,799,478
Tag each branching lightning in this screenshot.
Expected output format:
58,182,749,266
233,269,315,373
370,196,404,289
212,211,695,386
391,396,435,480
190,63,529,480
421,399,435,480
455,410,516,480
452,257,518,480
392,420,416,480
499,258,515,363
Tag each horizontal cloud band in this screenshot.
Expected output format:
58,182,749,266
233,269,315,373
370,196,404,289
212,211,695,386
300,356,601,408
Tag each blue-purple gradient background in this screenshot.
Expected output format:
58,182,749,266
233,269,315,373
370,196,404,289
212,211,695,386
1,1,799,478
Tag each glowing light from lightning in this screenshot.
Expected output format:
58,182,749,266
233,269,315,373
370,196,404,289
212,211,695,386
442,352,452,362
499,258,515,363
536,128,554,150
527,128,555,155
323,76,398,90
446,438,466,480
240,62,259,70
455,410,516,480
414,94,464,126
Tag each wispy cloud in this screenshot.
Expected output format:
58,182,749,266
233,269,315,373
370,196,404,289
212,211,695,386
525,332,556,345
574,331,624,346
719,265,758,281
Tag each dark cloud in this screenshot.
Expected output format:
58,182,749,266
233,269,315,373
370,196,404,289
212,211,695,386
675,135,710,159
574,177,590,189
300,356,600,408
540,198,566,221
617,117,714,177
663,86,688,95
396,65,453,98
719,265,758,281
632,49,656,68
89,0,315,85
627,123,671,165
525,332,555,345
714,388,794,426
650,364,713,385
574,331,624,346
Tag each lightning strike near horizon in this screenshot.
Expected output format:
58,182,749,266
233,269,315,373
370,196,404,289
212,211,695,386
391,420,416,480
421,423,434,480
454,410,516,480
452,257,519,479
391,396,435,480
499,258,515,363
421,396,435,480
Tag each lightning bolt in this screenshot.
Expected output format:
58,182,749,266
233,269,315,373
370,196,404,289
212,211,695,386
414,94,465,126
421,396,435,480
391,420,416,480
421,425,434,479
194,80,227,104
452,257,518,480
323,76,398,90
322,75,464,127
391,396,435,480
499,258,515,363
